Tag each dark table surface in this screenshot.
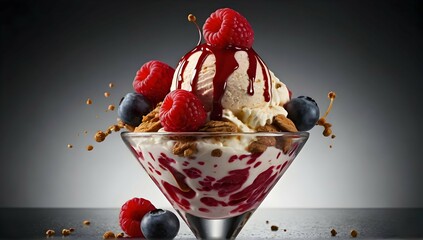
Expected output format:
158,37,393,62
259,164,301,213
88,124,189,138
0,208,422,239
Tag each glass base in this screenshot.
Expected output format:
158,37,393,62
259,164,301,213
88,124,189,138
182,210,255,240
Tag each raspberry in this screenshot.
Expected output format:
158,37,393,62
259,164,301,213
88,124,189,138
133,60,175,105
159,90,207,132
203,8,254,48
119,197,156,238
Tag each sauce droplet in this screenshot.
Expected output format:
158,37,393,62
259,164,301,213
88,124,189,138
317,91,336,138
188,13,202,46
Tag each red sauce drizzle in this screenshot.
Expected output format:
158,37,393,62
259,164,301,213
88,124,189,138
254,49,272,102
175,43,272,120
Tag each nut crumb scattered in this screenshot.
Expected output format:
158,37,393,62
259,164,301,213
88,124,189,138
109,124,120,132
330,228,337,236
271,225,279,231
83,220,90,225
104,92,110,98
116,232,124,238
95,131,106,142
109,83,114,88
61,229,71,236
69,228,75,232
103,231,115,239
86,98,92,105
265,220,269,224
86,145,94,151
67,144,73,149
108,105,115,111
45,229,55,237
117,120,125,128
350,229,358,238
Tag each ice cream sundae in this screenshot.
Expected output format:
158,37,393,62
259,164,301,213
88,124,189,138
114,8,334,240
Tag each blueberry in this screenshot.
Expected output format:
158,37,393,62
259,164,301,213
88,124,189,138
118,93,152,126
141,209,180,240
284,96,320,131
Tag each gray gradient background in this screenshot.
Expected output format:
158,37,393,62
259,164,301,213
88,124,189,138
1,0,422,208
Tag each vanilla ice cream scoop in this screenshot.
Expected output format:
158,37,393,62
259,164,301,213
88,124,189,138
171,43,291,129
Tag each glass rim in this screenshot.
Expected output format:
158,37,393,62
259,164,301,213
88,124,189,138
121,131,309,138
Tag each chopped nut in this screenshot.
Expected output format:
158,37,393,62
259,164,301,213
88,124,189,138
350,229,358,238
256,124,278,132
69,228,75,232
247,141,268,153
83,220,90,225
109,83,114,88
331,134,336,139
86,98,92,105
247,136,276,153
200,120,238,132
279,137,293,154
173,141,197,157
330,228,337,236
211,149,222,157
134,103,162,132
116,232,124,238
271,225,279,231
108,105,115,111
257,136,276,146
104,92,110,98
95,131,106,142
86,145,94,151
103,231,115,239
45,229,55,237
61,229,71,236
273,115,298,132
67,144,73,149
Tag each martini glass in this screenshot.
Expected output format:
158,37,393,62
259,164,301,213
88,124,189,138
121,131,309,240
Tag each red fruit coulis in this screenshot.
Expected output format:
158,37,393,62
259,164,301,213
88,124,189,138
174,43,272,120
139,148,295,217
